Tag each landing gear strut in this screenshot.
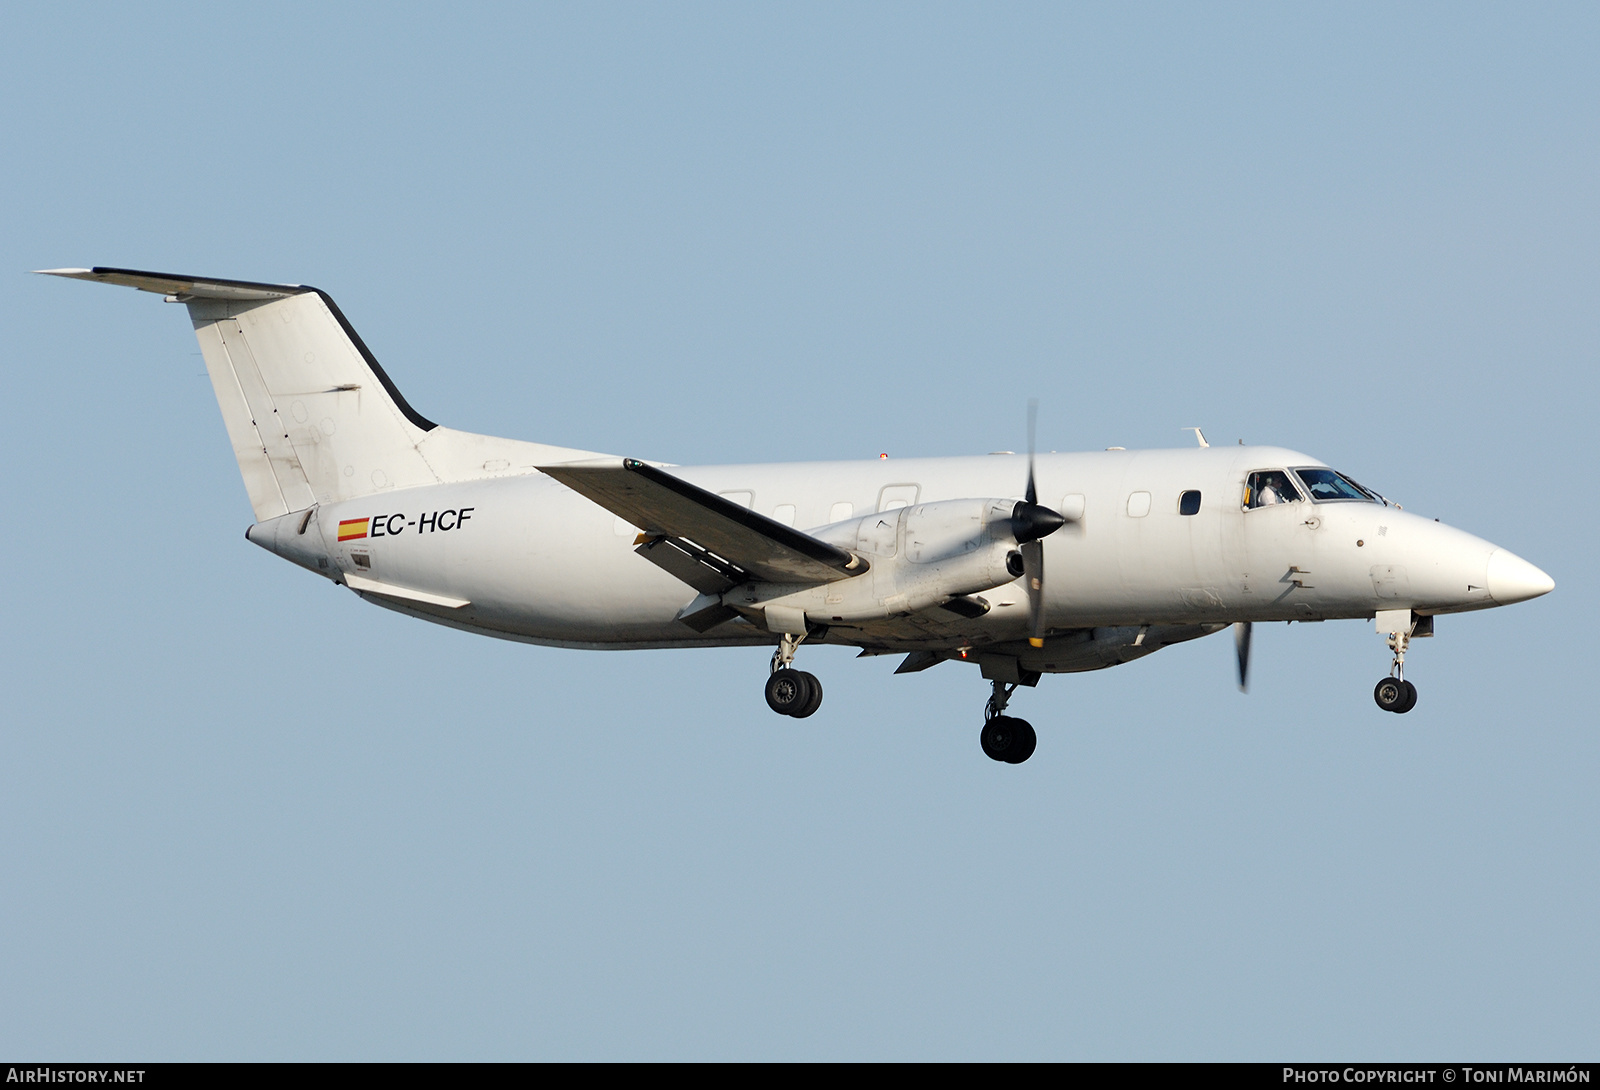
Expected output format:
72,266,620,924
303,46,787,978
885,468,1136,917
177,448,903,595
1373,627,1419,714
766,632,823,718
980,680,1037,763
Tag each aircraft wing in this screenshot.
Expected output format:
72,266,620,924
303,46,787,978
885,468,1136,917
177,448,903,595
539,458,866,587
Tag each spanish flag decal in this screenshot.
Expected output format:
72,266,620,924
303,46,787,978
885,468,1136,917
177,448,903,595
338,517,370,542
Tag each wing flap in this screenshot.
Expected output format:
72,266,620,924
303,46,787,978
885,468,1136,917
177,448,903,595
634,535,739,595
540,458,865,585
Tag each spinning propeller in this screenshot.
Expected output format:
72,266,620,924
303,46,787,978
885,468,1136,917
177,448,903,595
1011,400,1067,648
1234,621,1252,692
1001,407,1240,675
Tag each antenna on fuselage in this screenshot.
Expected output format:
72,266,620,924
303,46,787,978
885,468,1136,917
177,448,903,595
1183,427,1210,448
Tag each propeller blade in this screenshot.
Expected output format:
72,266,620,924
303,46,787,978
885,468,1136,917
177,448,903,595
1234,621,1252,692
1025,398,1039,507
1019,399,1057,648
1023,539,1045,647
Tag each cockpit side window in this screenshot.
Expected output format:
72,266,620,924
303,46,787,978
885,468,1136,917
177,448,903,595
1292,467,1378,503
1243,470,1303,509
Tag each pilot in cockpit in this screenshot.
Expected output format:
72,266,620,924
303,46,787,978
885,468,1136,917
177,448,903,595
1246,471,1298,509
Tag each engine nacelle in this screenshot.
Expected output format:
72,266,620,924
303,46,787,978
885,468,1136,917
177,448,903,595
724,499,1028,631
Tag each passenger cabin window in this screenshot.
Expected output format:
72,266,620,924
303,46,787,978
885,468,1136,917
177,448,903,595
1179,490,1201,516
1243,471,1303,509
1127,491,1151,517
829,502,853,523
1292,468,1379,503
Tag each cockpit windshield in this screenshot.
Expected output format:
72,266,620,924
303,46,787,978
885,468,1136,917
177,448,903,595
1243,470,1303,509
1292,468,1379,503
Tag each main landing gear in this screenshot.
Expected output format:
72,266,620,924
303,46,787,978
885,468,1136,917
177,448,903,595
980,681,1037,764
765,632,823,719
1373,627,1419,714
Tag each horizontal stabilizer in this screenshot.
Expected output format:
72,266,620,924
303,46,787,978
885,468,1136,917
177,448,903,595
540,458,865,585
35,267,304,301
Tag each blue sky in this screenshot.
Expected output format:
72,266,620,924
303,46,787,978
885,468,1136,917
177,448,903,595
2,3,1595,1059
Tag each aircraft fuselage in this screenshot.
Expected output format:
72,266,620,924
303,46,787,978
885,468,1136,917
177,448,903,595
247,444,1538,657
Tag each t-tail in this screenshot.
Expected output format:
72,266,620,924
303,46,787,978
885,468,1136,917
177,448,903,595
37,267,606,521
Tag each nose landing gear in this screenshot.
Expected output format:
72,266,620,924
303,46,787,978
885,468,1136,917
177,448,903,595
765,632,823,718
980,681,1037,763
1373,622,1419,714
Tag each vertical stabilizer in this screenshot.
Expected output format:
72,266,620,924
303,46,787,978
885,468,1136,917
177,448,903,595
39,268,609,521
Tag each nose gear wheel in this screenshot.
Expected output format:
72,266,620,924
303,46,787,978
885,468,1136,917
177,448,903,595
1373,676,1418,714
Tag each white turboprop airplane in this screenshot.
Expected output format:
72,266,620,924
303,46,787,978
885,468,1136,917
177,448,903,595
42,267,1555,763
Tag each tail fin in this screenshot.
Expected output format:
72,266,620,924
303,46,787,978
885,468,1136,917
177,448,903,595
40,267,606,521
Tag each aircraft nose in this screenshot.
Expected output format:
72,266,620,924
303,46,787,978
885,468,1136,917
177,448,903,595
1486,548,1555,605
